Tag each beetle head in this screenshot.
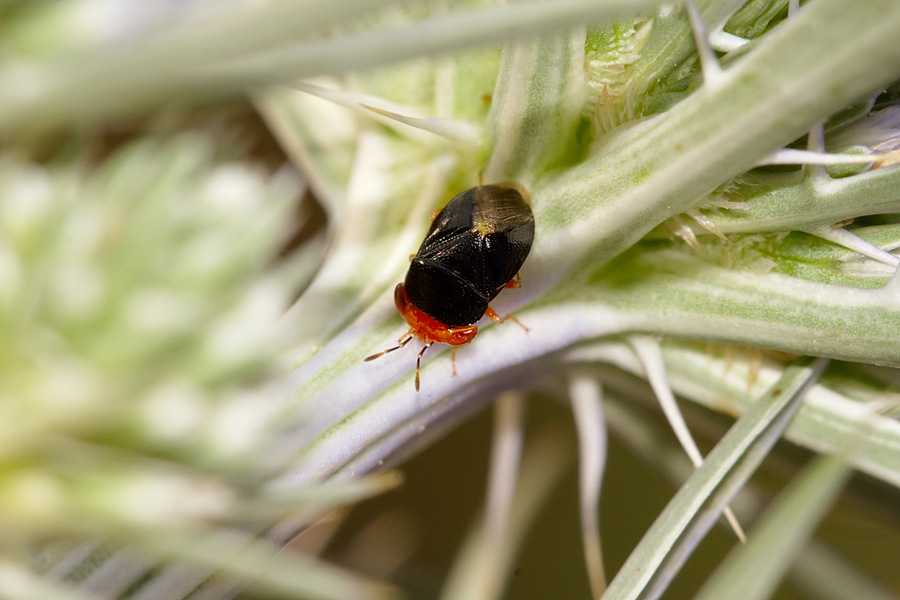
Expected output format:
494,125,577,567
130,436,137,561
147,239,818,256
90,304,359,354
394,283,478,345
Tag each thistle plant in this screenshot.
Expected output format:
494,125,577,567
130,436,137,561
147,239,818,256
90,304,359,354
2,1,900,599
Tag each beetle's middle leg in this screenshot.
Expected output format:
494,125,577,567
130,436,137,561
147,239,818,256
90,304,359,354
484,306,529,332
504,272,522,289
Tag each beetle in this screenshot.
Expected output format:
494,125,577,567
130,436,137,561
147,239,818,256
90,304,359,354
365,183,535,391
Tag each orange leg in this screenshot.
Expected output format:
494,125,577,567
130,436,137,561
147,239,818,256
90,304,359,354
484,306,529,332
451,347,458,376
505,272,522,289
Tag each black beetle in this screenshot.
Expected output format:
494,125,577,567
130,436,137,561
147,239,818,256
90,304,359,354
365,183,535,390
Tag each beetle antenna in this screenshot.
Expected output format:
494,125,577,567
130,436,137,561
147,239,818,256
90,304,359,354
364,331,414,362
414,341,434,392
